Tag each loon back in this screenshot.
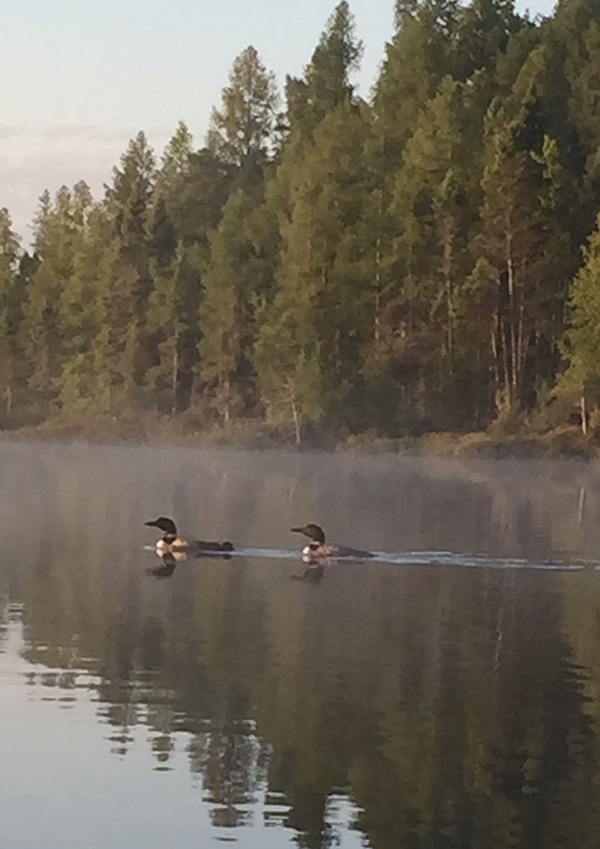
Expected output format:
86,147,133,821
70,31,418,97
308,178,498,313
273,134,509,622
187,539,234,555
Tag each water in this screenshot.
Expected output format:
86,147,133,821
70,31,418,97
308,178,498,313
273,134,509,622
1,441,600,848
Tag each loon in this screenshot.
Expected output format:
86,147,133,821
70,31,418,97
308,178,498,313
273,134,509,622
145,517,234,556
290,523,374,560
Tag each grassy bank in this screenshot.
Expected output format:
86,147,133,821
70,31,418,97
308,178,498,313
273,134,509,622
1,412,598,460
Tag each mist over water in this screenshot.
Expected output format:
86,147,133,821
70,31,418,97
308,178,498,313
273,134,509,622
1,440,600,848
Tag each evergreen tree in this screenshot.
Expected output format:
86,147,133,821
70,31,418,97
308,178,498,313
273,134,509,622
207,46,278,173
453,0,525,82
0,2,597,439
366,77,481,431
559,213,600,433
0,208,21,418
157,120,194,196
478,47,576,417
107,130,156,297
54,203,116,415
23,186,80,416
286,1,363,135
105,132,157,399
255,102,374,434
557,5,600,192
161,145,234,410
199,188,277,422
374,0,457,159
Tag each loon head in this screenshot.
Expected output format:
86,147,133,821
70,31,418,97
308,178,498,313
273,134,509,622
290,523,326,544
145,516,178,539
145,516,177,546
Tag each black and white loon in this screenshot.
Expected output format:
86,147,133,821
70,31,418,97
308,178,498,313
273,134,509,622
290,523,374,560
145,516,234,556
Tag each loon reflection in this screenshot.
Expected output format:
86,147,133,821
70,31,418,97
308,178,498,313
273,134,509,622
291,523,374,560
145,516,234,556
291,563,325,584
146,552,180,578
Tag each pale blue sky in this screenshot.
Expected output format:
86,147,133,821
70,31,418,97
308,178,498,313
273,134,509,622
0,0,556,239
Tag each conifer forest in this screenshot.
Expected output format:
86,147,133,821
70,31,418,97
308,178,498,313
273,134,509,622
2,0,600,444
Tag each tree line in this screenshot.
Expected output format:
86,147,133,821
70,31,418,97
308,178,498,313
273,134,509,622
2,0,600,442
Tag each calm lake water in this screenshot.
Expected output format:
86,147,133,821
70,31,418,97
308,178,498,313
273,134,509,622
1,441,600,848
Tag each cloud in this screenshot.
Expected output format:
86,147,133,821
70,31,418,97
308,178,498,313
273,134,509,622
0,124,179,242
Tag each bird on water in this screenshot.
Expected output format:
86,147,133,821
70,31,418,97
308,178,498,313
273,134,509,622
290,523,373,560
145,516,234,556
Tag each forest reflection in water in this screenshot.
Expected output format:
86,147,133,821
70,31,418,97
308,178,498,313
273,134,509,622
1,441,600,848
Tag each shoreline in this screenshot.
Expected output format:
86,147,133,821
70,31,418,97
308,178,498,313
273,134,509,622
0,416,597,461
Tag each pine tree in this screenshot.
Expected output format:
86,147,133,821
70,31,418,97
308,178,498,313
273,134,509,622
453,0,525,82
105,132,157,400
366,77,481,430
160,146,234,410
254,102,374,434
207,46,278,173
559,213,600,434
478,46,576,417
374,0,456,159
286,1,362,135
107,130,156,278
54,202,114,415
157,121,194,195
23,186,81,416
199,188,277,422
0,208,21,418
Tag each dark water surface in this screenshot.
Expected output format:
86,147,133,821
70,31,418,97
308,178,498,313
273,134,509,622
1,441,600,848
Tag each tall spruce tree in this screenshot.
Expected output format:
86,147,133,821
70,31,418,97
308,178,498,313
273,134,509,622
286,1,362,135
54,203,116,415
254,102,373,434
105,131,157,403
559,213,600,433
478,45,576,417
207,45,278,175
0,208,21,418
153,133,235,410
374,0,457,160
199,188,277,422
23,186,81,416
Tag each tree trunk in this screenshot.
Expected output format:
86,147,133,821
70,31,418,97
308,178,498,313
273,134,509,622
374,240,382,343
441,215,454,370
505,221,519,409
581,391,587,436
171,330,179,415
292,398,301,445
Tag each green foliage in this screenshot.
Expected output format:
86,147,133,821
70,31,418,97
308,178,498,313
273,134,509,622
1,1,600,439
199,187,277,422
286,1,362,134
207,45,279,170
0,208,21,418
560,214,600,394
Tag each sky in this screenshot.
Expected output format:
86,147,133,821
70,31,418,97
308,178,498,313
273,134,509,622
1,0,557,241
